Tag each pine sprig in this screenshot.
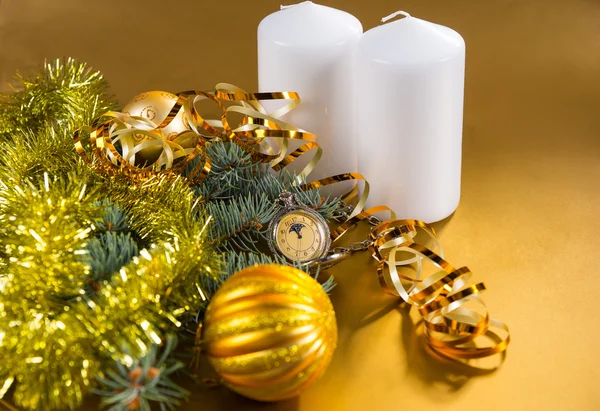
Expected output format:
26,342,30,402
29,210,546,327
206,193,276,252
94,335,189,411
191,140,260,202
87,232,139,284
194,141,342,220
220,250,285,283
96,200,131,233
217,250,336,293
85,200,140,287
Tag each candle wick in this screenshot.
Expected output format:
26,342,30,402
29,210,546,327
381,10,411,23
280,1,312,10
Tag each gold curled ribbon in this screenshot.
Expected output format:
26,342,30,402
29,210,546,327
301,159,511,369
73,84,321,186
337,214,510,369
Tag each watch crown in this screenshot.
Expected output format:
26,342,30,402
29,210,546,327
278,190,296,208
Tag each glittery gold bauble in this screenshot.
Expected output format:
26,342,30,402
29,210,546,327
122,91,192,164
203,264,338,402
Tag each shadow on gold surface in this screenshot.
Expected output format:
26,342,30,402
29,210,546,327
399,305,471,392
178,356,301,411
397,304,505,392
79,387,300,411
430,210,455,238
180,386,299,411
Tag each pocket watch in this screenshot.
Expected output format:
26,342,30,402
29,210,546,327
268,192,372,271
268,191,332,264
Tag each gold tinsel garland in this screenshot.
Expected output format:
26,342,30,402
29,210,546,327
0,173,220,410
0,60,227,411
0,173,101,312
0,58,115,140
0,174,102,409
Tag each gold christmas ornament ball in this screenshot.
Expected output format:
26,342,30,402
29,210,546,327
121,91,193,164
203,264,338,402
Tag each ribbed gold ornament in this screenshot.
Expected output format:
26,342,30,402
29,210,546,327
203,264,338,402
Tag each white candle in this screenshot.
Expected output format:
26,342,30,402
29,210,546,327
354,11,465,223
257,1,363,180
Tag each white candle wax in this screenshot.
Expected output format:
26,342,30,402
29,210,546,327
354,11,465,223
258,1,362,180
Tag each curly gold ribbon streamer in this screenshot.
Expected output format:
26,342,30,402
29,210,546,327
369,222,510,369
73,85,320,186
298,172,372,221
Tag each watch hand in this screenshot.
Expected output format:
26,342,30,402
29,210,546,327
289,223,304,239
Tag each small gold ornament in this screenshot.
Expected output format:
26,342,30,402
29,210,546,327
121,91,194,165
203,264,337,402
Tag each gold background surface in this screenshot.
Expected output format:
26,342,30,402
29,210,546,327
1,0,599,410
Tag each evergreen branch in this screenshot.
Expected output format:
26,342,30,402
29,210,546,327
191,141,260,202
96,200,131,232
94,335,189,411
209,216,263,245
206,193,276,252
86,231,139,284
196,140,345,258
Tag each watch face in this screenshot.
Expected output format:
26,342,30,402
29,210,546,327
273,209,329,263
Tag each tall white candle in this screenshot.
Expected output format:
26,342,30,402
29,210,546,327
257,1,363,180
354,11,465,223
